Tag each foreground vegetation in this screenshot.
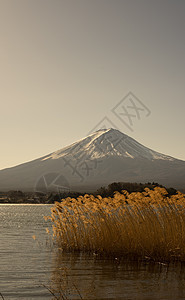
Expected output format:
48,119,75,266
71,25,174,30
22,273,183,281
47,187,185,263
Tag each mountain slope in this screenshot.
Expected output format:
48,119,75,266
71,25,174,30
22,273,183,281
0,128,185,192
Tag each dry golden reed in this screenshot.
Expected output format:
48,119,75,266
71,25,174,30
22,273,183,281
47,187,185,262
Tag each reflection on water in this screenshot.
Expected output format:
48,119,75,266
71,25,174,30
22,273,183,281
1,204,185,299
50,252,185,300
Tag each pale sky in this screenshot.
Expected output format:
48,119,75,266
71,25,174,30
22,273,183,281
0,0,185,170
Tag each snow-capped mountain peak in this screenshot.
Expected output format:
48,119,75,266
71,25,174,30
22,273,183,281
42,128,174,162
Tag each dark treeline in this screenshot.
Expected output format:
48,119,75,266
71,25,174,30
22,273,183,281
96,182,177,198
0,182,178,204
49,191,84,202
51,182,177,202
0,190,49,204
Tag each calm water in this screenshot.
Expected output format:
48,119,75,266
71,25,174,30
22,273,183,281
0,204,53,299
1,204,185,300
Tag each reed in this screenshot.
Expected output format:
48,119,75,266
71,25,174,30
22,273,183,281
47,187,185,262
0,293,5,300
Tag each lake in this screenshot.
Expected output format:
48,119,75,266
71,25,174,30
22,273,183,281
1,204,185,299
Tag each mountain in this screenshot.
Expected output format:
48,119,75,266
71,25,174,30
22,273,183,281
0,128,185,192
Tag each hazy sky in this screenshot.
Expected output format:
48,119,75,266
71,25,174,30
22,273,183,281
0,0,185,170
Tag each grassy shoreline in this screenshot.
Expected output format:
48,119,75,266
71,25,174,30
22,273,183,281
47,187,185,263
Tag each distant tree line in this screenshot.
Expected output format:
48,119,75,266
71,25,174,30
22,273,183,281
96,182,177,198
53,182,177,201
48,191,85,202
0,182,178,204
